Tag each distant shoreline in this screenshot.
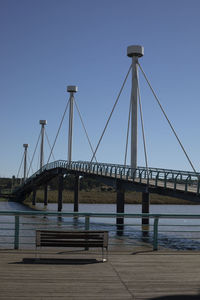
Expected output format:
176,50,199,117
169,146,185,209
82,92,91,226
1,189,199,205
22,189,199,205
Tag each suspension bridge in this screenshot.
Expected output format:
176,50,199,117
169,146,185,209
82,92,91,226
12,45,200,222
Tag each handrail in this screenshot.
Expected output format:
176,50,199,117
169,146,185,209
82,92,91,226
1,210,200,218
0,211,200,251
13,160,200,196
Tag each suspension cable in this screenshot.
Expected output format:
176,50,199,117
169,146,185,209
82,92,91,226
37,153,40,170
90,64,132,162
47,98,70,164
27,154,34,174
138,77,149,177
138,62,197,174
17,152,24,179
124,97,131,165
74,99,97,163
45,131,56,161
27,130,41,177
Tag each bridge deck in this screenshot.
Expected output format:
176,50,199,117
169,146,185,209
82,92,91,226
1,247,200,299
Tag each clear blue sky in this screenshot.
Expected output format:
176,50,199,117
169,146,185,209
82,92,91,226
1,0,200,177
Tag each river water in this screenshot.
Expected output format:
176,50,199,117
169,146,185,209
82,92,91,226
1,201,200,250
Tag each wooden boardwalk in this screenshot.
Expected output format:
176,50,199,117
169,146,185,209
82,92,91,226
0,247,200,299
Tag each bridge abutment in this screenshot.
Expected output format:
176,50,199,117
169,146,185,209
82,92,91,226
116,180,125,235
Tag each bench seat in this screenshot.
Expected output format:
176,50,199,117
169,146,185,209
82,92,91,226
36,230,108,261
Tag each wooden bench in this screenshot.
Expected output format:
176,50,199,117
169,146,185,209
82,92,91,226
36,230,108,261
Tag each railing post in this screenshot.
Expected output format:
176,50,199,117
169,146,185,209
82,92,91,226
14,215,20,250
85,215,90,230
155,173,159,187
174,177,177,190
84,215,90,250
153,217,159,251
185,177,188,192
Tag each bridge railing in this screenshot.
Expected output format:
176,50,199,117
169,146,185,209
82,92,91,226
14,160,200,196
0,211,200,251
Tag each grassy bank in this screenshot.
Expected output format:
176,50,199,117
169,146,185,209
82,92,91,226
23,189,196,205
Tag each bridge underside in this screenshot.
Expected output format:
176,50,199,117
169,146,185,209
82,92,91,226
13,167,200,203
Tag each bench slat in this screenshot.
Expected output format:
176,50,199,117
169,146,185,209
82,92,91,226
36,230,108,249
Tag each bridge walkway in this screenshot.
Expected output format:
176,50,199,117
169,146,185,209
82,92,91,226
13,160,200,202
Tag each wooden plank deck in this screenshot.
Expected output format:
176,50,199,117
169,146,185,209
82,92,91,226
0,248,200,299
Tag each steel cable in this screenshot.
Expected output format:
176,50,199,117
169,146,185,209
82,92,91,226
124,98,131,166
16,152,25,179
47,98,70,164
74,99,97,163
90,64,132,162
27,131,41,177
138,62,197,174
45,131,56,161
27,154,34,174
138,76,149,187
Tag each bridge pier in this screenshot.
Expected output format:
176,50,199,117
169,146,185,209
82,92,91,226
116,180,125,236
32,188,37,206
44,184,48,206
58,172,63,212
74,175,79,212
142,191,150,237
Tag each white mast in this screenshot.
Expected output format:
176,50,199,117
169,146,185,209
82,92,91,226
67,85,78,162
127,45,144,170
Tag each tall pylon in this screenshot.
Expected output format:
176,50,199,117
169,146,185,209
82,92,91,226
127,45,144,170
39,120,47,169
67,85,78,162
23,144,28,181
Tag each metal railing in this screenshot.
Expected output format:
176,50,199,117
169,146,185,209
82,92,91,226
14,160,200,196
0,211,200,251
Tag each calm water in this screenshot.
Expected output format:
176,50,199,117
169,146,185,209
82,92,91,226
1,201,200,250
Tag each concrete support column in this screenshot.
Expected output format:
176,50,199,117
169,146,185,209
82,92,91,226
32,188,36,206
58,172,63,212
142,191,150,237
44,184,48,206
116,180,125,236
74,175,79,212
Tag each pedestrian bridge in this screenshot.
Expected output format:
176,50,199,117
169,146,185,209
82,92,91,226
13,45,200,209
13,160,200,203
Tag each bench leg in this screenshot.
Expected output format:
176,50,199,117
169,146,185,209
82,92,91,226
102,247,107,262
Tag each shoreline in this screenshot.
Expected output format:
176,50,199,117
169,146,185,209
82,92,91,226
1,189,199,205
24,189,199,205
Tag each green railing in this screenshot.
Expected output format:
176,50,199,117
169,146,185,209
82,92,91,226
1,211,200,251
14,160,200,196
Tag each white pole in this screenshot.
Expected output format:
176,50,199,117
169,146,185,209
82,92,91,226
39,120,47,169
23,144,28,181
127,45,144,170
67,86,78,162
